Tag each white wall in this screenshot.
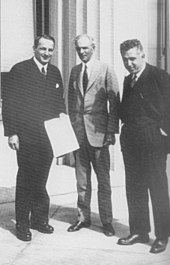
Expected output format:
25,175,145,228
0,0,159,78
113,0,157,97
1,0,34,72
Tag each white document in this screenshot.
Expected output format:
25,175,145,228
44,115,79,157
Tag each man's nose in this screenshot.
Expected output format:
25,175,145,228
44,49,50,55
127,60,132,66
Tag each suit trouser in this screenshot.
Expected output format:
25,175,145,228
74,138,113,224
15,138,53,226
120,124,170,238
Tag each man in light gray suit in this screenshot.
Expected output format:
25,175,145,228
67,34,120,236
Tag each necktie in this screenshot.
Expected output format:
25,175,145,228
83,65,88,94
41,67,46,78
130,74,137,88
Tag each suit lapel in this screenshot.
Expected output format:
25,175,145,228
134,64,151,94
75,64,84,96
122,65,149,99
78,64,84,96
76,60,101,95
86,60,101,92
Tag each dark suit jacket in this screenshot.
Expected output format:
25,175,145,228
120,63,170,136
68,59,120,147
2,58,66,143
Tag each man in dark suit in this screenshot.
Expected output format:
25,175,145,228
117,39,170,253
2,35,66,241
67,34,120,236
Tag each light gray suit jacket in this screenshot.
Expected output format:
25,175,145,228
68,59,120,147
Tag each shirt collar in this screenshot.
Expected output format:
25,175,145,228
33,57,48,73
82,57,95,74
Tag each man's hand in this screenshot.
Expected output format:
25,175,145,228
8,135,19,150
103,134,116,146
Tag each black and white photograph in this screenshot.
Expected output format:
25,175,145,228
0,0,170,264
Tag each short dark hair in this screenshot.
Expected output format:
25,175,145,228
120,39,143,54
34,34,55,48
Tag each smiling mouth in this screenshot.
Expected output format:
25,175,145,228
81,55,88,60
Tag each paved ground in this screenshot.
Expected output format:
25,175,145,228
0,123,170,265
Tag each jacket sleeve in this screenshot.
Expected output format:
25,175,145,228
106,64,120,134
159,71,170,136
68,69,74,116
2,65,20,136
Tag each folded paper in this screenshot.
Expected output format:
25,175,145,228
44,115,79,157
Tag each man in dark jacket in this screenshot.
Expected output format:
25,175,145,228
117,39,170,254
2,35,66,241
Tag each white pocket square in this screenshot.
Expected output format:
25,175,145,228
56,83,59,88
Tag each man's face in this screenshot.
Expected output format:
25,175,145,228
121,47,145,74
33,37,55,65
75,36,95,63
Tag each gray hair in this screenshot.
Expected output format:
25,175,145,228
74,34,95,47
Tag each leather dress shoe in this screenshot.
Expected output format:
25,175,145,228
31,222,54,234
150,238,168,254
103,223,115,237
117,234,149,245
16,223,32,241
67,221,91,232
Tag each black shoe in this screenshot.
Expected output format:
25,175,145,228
117,234,149,245
16,223,32,242
67,221,91,232
31,221,54,234
150,238,168,254
103,223,115,237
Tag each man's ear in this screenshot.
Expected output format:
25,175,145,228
92,44,96,50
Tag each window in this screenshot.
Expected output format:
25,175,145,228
157,0,170,73
33,0,49,36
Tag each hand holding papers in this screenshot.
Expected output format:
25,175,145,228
44,115,79,157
